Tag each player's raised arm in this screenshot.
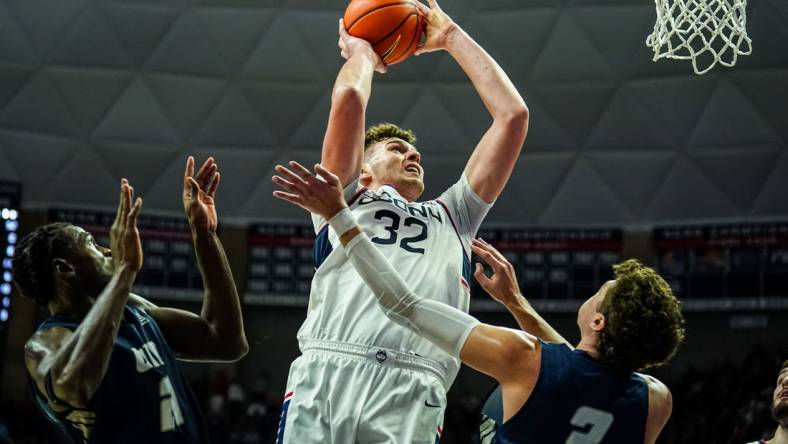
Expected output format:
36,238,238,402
24,180,143,409
137,157,248,362
271,162,538,386
471,239,571,346
321,19,386,187
415,0,528,203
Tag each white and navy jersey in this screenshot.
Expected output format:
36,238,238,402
303,174,492,388
481,342,649,444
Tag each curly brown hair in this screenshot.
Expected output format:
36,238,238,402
364,122,417,151
597,259,685,372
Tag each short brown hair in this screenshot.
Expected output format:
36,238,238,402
782,360,788,372
597,259,685,372
364,122,417,151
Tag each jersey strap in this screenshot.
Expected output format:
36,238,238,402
313,224,332,268
435,199,472,283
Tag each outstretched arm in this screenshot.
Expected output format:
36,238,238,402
140,157,248,362
270,162,538,385
415,0,529,203
472,239,570,346
25,180,143,409
321,20,385,187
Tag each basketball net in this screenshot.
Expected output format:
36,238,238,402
646,0,752,75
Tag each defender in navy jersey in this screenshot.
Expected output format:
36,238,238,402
270,163,685,444
15,157,248,443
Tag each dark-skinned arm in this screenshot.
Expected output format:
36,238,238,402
25,180,143,408
142,157,247,362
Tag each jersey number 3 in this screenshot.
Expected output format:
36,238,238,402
566,406,614,444
371,210,428,254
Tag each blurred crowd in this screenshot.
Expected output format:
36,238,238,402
0,344,785,444
660,345,786,444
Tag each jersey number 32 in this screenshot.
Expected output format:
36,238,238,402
370,210,428,254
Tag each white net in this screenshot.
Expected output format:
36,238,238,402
646,0,752,75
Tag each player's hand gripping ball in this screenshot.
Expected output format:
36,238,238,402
343,0,425,65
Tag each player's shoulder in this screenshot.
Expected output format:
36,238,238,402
637,373,671,400
128,293,159,312
25,326,73,355
24,326,73,373
637,373,673,444
500,328,542,363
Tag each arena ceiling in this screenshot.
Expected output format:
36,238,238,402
0,0,786,226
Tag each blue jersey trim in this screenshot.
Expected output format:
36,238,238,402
462,254,472,286
435,199,472,285
276,394,293,444
313,224,333,269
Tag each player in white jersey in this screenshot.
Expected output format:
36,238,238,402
270,0,528,441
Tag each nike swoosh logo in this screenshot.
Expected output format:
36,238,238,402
425,400,442,408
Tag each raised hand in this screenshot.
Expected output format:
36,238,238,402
110,179,143,272
183,156,220,233
471,238,522,307
413,0,457,56
338,18,387,73
271,161,347,220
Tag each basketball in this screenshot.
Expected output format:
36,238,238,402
344,0,424,65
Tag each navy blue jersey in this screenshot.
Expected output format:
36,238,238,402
29,305,208,444
483,341,648,444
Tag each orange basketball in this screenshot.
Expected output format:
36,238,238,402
344,0,424,66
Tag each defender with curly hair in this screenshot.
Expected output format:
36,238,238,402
595,259,685,372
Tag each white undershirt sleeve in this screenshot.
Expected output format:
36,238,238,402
329,209,480,358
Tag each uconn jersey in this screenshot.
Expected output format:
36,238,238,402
481,341,649,444
303,174,490,387
278,174,491,443
29,305,207,444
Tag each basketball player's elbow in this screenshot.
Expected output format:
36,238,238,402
210,330,249,362
331,85,366,114
230,336,250,361
496,105,529,133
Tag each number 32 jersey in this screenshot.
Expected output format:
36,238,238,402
305,174,492,388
